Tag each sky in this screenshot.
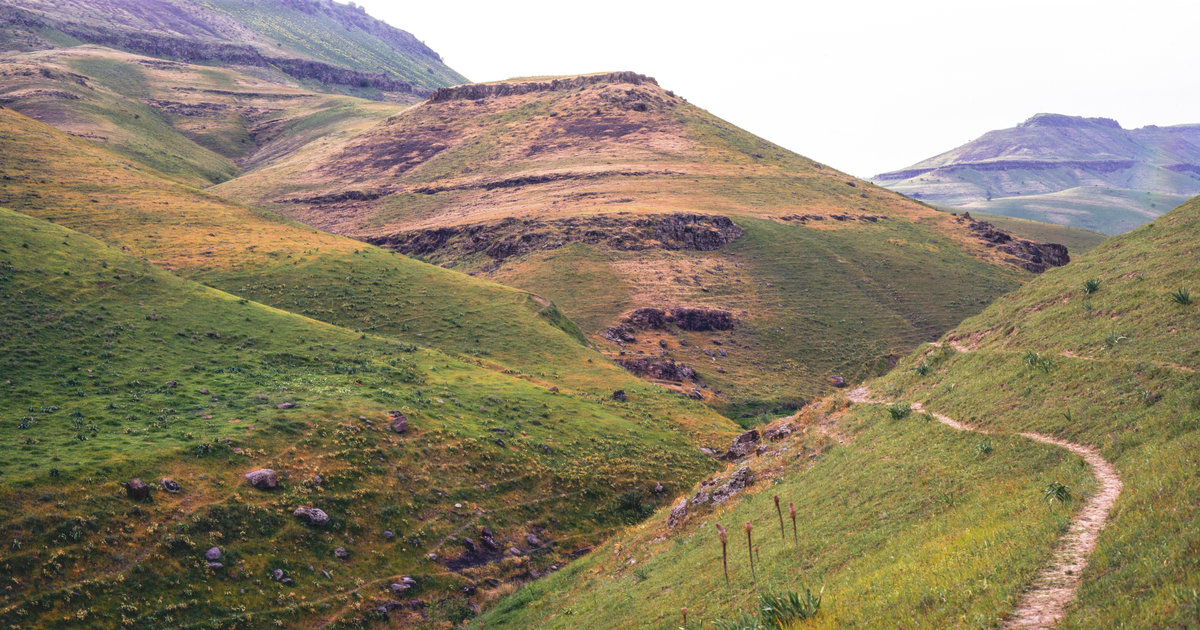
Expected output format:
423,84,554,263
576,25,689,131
355,0,1200,178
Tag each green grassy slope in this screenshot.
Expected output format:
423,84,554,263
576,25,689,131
0,103,737,428
853,196,1200,627
0,206,735,629
473,402,1092,629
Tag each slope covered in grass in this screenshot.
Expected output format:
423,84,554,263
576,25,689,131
851,195,1200,627
473,402,1092,629
0,104,737,419
0,207,737,629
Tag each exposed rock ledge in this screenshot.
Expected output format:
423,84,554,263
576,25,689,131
428,72,657,103
366,213,743,263
955,213,1069,274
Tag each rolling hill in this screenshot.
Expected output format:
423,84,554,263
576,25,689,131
872,113,1200,235
473,188,1200,630
210,72,1107,417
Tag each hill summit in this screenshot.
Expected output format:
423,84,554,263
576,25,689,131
872,113,1200,234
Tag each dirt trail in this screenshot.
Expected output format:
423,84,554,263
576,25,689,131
846,387,1122,629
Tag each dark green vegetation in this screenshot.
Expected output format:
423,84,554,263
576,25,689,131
0,207,734,628
874,113,1200,234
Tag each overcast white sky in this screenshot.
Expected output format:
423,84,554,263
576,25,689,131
355,0,1199,178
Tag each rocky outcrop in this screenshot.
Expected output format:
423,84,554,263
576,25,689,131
368,213,743,262
615,358,697,382
428,72,657,103
958,215,1070,273
718,431,760,461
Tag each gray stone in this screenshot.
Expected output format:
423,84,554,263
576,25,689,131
294,507,330,527
272,569,284,581
525,533,541,547
205,547,222,561
207,562,223,569
276,402,296,409
667,497,688,529
711,466,753,505
160,477,182,493
124,478,151,500
507,547,522,556
462,538,476,553
718,430,760,460
383,530,394,539
392,583,410,594
244,469,277,489
334,547,348,559
388,412,407,433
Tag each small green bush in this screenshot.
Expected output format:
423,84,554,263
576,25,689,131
1082,279,1101,295
887,403,911,420
1169,288,1192,305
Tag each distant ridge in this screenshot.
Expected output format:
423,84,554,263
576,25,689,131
872,113,1200,234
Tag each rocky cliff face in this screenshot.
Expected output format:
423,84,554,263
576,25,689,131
428,72,658,103
956,213,1070,274
367,213,744,264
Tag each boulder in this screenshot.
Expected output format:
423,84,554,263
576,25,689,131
125,478,151,501
392,583,410,594
525,533,541,547
205,547,222,561
612,390,627,402
667,497,688,529
829,376,847,388
462,538,477,553
276,402,296,409
388,411,407,433
272,569,284,581
207,562,224,569
480,535,498,552
334,547,349,559
652,482,664,493
244,469,277,489
160,478,182,493
294,507,330,527
718,430,760,460
383,530,395,540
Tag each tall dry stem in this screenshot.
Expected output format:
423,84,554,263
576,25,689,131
774,495,785,541
744,521,756,582
716,523,729,584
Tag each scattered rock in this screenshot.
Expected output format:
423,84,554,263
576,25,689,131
401,576,417,586
309,475,323,486
383,530,395,539
462,538,477,554
124,478,150,501
764,423,794,441
164,380,177,388
829,376,847,388
548,386,559,393
160,478,182,493
388,411,407,433
280,578,294,586
205,547,222,561
699,447,717,456
272,569,284,581
525,533,541,547
652,482,664,493
199,388,209,394
244,469,277,489
718,430,760,460
711,466,753,505
480,535,499,551
207,562,224,569
612,390,627,402
392,583,410,594
507,547,522,556
276,402,296,409
494,438,506,447
333,547,349,559
755,444,768,456
667,497,688,529
293,507,330,527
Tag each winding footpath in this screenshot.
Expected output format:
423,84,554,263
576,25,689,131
846,387,1123,629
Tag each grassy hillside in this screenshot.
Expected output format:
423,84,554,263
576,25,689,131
472,190,1200,630
0,205,736,629
211,72,1069,414
958,187,1193,236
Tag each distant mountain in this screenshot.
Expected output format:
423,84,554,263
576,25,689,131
872,113,1200,234
0,0,468,95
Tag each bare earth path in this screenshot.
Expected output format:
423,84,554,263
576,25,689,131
846,387,1123,629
